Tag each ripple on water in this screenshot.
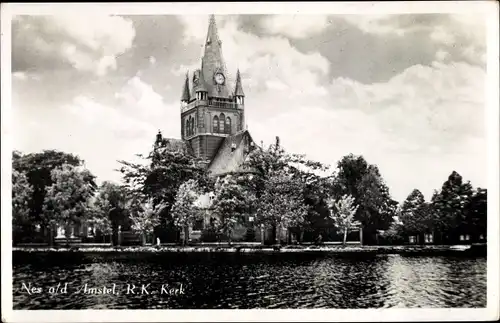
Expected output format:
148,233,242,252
12,252,486,309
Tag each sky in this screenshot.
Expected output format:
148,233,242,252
10,12,488,202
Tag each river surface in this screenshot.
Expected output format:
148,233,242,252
12,252,486,309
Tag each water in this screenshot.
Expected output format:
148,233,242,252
12,252,486,309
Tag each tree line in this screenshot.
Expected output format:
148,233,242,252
12,137,487,246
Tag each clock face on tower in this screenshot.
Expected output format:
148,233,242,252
214,73,225,85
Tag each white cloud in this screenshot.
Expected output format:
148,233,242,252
260,15,330,39
217,17,330,94
12,72,27,80
178,15,330,109
248,61,486,202
15,15,486,204
430,26,455,45
171,63,200,77
115,76,169,119
66,95,156,140
343,14,486,65
179,15,486,201
435,49,450,62
15,15,136,76
342,15,408,36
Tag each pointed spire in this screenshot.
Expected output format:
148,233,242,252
181,71,190,102
234,69,245,97
193,69,208,93
206,14,220,45
202,15,230,98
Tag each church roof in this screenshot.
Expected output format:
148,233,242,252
207,130,258,177
157,137,195,156
201,15,232,99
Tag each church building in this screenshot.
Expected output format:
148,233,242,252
154,15,259,242
177,14,256,176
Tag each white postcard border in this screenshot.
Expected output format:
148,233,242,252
1,2,499,322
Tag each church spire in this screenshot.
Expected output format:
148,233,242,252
234,69,245,97
205,14,220,46
201,15,230,98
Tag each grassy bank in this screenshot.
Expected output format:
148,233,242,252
12,243,487,255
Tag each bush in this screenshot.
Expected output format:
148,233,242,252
201,228,218,242
245,227,256,242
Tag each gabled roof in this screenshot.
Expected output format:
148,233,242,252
207,130,258,177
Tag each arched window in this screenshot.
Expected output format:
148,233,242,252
191,116,195,136
225,117,231,134
219,113,225,134
213,116,219,133
185,119,189,137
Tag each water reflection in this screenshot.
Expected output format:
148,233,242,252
13,252,486,309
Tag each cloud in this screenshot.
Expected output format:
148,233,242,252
248,60,485,202
435,49,450,62
341,14,486,66
12,14,486,203
13,14,136,75
260,15,331,39
217,17,330,98
65,95,156,140
177,15,330,116
12,72,27,80
179,15,486,201
329,61,485,144
342,15,410,36
115,76,169,119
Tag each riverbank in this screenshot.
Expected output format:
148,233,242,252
12,243,487,256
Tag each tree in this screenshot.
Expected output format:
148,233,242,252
241,136,327,243
431,171,474,243
129,197,161,245
399,189,426,235
42,164,97,244
211,175,253,245
170,179,202,245
12,150,86,238
379,221,405,245
335,155,398,244
88,197,112,243
465,187,487,241
119,135,210,241
398,189,435,243
255,169,308,245
328,194,360,245
12,170,34,242
91,182,129,244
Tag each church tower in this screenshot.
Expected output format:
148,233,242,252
180,15,246,164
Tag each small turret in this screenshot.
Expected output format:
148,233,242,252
234,69,244,105
193,68,208,100
180,72,190,104
155,130,163,148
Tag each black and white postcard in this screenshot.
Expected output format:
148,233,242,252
1,2,499,322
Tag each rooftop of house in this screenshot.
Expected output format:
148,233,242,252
207,130,258,177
